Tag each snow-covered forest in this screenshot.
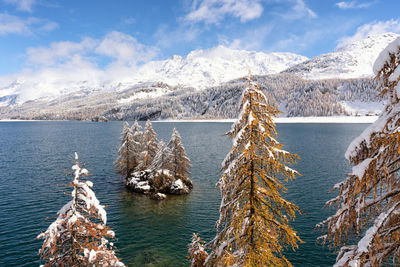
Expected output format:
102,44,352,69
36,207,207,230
0,74,379,121
115,120,192,199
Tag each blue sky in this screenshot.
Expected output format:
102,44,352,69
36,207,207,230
0,0,400,77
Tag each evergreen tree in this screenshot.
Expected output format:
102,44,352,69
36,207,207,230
188,233,208,267
37,153,124,266
167,128,191,183
137,120,158,171
317,37,400,266
131,120,144,170
114,122,136,178
150,140,173,173
205,76,301,266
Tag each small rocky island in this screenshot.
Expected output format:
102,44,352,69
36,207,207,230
115,120,192,200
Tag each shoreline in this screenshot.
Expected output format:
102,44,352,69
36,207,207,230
0,116,378,124
153,116,378,124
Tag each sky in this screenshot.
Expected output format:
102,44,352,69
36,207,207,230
0,0,400,79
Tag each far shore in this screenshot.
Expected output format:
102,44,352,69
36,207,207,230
153,116,378,124
0,116,378,124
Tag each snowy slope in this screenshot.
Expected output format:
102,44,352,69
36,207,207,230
284,33,400,79
133,46,308,89
0,46,307,105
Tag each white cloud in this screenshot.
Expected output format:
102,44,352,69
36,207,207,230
0,13,32,35
185,0,263,24
96,31,158,65
280,0,317,19
0,12,58,36
4,31,159,102
335,1,374,9
4,0,36,12
218,24,273,50
337,19,400,49
26,38,98,66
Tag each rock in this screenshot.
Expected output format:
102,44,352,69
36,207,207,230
126,170,192,196
150,192,167,200
91,116,108,122
170,179,190,195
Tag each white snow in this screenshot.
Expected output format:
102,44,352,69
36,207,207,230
351,158,373,180
292,33,400,80
118,87,171,103
373,36,400,74
340,101,384,116
136,181,151,191
171,179,184,190
88,249,96,263
1,45,307,104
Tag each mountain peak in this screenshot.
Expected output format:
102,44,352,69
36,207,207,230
284,32,400,79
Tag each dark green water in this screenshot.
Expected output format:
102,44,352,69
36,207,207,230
0,121,368,266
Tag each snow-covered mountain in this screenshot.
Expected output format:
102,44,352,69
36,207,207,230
134,46,308,89
284,32,400,79
0,46,308,105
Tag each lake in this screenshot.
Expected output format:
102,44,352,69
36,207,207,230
0,121,368,266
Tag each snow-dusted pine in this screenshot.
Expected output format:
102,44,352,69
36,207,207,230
317,37,400,266
188,233,208,267
168,128,192,188
198,76,301,266
37,153,124,266
136,120,158,171
150,140,173,174
114,122,137,178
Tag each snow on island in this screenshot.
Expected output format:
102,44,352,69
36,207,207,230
116,120,193,200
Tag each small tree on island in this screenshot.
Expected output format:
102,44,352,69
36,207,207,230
114,122,136,179
37,153,124,266
191,76,301,266
317,37,400,266
131,120,144,169
150,140,173,174
137,120,158,171
168,128,192,186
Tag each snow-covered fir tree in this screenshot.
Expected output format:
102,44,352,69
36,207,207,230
131,120,144,170
168,128,192,185
199,76,301,266
137,120,158,171
188,233,208,267
317,37,400,267
150,140,173,174
37,153,124,266
114,122,136,178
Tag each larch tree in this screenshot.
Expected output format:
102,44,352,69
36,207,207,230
131,120,144,171
167,128,191,183
114,122,136,178
150,140,173,174
188,233,208,267
317,37,400,267
37,153,124,266
203,76,301,266
137,120,158,171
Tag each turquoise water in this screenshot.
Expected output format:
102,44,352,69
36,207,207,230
0,121,367,266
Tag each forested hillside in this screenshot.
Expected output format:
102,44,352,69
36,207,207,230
0,74,379,120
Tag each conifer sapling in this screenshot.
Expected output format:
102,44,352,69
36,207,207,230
37,153,124,266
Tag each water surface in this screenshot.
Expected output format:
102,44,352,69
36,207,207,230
0,121,367,266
